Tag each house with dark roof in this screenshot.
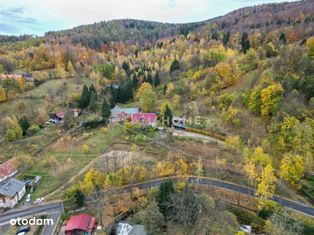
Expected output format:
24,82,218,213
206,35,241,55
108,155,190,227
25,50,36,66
110,105,140,123
0,159,18,183
64,213,96,235
0,178,26,208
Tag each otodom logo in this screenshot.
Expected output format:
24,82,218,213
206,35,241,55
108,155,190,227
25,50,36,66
10,217,54,226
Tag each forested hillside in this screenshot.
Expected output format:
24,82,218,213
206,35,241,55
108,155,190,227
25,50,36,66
0,1,314,233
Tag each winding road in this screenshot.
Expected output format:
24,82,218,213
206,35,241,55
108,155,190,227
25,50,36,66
0,176,313,235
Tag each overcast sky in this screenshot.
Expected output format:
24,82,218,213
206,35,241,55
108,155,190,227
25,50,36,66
0,0,295,36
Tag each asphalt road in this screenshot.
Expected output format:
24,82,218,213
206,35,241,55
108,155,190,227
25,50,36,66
119,176,314,217
0,202,62,234
1,177,313,235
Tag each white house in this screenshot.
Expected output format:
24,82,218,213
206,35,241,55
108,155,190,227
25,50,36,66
0,178,26,208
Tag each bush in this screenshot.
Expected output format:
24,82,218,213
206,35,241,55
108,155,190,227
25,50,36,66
229,206,265,232
28,124,41,135
185,127,226,141
135,134,147,144
81,144,90,154
82,119,105,129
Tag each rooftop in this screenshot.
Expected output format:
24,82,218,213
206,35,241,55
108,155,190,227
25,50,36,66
0,160,17,179
111,105,140,117
0,178,25,197
65,214,96,232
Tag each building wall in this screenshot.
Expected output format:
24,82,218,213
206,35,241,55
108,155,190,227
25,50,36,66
0,194,18,208
18,185,26,201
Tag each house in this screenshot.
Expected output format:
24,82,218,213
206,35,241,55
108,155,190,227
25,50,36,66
116,222,147,235
0,178,26,208
0,159,18,183
110,105,140,123
64,213,96,235
0,74,23,81
50,111,64,124
130,113,157,127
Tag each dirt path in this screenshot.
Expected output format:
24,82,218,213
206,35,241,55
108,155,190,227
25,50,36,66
170,129,225,146
45,142,130,200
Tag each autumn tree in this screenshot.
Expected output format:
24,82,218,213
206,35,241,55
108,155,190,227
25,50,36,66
256,164,277,210
63,108,75,130
135,82,152,99
306,36,314,60
0,85,7,103
131,200,165,235
140,89,157,112
67,61,76,78
4,116,23,142
280,154,304,189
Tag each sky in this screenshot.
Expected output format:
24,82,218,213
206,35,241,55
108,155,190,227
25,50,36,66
0,0,295,36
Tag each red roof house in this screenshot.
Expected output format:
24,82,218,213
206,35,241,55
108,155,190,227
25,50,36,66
130,113,157,127
65,214,96,235
0,74,23,81
0,159,18,183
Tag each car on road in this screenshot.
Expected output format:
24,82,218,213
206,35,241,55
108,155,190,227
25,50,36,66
34,197,45,204
25,194,32,203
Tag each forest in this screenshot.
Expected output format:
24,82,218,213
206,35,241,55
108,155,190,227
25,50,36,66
0,0,313,235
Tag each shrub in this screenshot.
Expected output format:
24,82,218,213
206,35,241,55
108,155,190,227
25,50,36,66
81,144,90,154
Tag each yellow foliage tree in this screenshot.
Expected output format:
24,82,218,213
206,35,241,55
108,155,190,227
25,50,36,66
82,169,105,195
256,164,277,210
280,154,304,189
156,161,175,177
215,59,241,88
175,159,188,176
225,135,241,153
0,85,6,102
306,36,314,59
260,84,283,118
136,82,152,99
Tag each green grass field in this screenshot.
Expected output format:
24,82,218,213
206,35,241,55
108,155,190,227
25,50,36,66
20,125,124,199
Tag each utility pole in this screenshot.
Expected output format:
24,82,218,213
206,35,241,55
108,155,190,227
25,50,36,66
196,156,202,191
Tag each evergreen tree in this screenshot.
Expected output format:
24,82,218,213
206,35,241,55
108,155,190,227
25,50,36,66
147,73,153,85
78,85,90,109
154,72,160,87
170,59,180,72
156,180,175,217
89,92,97,113
223,32,230,46
241,32,251,53
164,105,173,127
19,116,30,135
101,98,111,123
279,32,287,44
211,31,219,40
163,83,167,96
73,188,85,208
122,61,130,73
89,84,97,100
